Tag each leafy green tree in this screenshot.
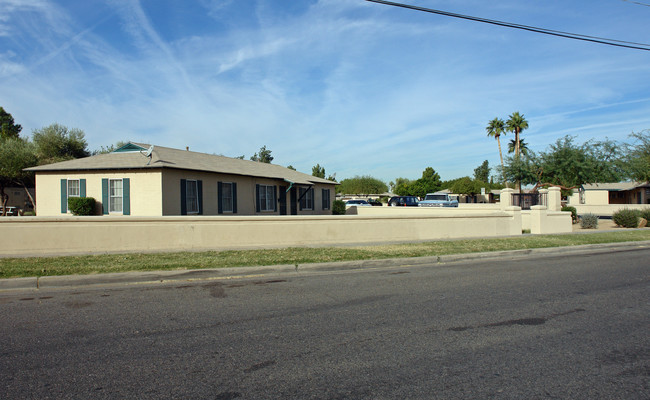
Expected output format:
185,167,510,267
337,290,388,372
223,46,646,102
486,117,506,183
250,145,273,163
312,164,325,178
286,165,296,170
501,154,539,188
337,175,388,195
473,160,490,183
0,107,22,140
32,123,90,164
625,130,650,182
536,136,624,188
392,168,441,197
0,138,38,214
450,176,481,196
390,177,411,193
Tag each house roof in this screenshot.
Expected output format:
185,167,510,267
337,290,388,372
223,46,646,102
581,181,648,191
26,142,337,186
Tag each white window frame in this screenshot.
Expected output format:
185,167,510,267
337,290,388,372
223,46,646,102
67,179,80,213
222,182,234,213
258,184,275,212
186,180,199,214
109,178,123,214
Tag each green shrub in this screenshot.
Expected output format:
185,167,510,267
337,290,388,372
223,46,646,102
562,206,578,224
580,213,599,229
68,197,96,216
22,211,36,216
612,208,640,228
639,208,650,221
332,200,346,215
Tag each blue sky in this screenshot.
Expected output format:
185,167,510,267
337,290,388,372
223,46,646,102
1,0,649,183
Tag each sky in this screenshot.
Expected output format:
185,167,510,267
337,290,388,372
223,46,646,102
1,0,649,184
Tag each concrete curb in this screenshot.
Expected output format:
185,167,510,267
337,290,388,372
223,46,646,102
1,240,649,292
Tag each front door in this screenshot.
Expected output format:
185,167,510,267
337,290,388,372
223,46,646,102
290,187,298,215
279,186,287,215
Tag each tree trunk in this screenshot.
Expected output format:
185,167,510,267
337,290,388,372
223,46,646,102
19,181,36,211
497,137,508,188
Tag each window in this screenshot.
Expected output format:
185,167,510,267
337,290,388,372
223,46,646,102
67,179,80,199
300,187,314,210
257,184,276,212
219,182,237,214
186,180,199,214
109,179,123,213
61,179,85,214
180,179,202,215
322,189,331,210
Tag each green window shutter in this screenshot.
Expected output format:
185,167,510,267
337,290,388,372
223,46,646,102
101,179,109,215
80,179,86,198
255,184,261,212
60,179,68,214
197,180,203,215
232,183,238,214
217,181,223,214
180,179,187,215
123,178,130,215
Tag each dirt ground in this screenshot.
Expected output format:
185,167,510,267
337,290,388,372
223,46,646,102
572,218,621,232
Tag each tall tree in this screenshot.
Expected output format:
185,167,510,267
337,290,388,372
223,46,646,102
312,164,325,178
506,111,529,159
0,138,38,214
0,107,22,140
507,138,529,156
625,130,650,182
32,123,90,164
250,145,273,163
486,117,506,184
506,112,529,192
473,160,490,183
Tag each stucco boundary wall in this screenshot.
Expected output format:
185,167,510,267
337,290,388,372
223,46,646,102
0,210,523,257
573,204,650,217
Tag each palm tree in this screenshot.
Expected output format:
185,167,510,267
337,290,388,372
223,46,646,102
508,138,529,156
486,117,507,186
506,111,529,159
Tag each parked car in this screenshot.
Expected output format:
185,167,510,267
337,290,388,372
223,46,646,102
345,199,372,207
418,192,459,207
367,199,383,206
387,196,419,207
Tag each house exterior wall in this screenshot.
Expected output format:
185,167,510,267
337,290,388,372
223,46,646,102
34,170,164,217
34,169,335,217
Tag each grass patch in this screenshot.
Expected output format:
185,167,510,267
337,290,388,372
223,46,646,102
1,230,649,279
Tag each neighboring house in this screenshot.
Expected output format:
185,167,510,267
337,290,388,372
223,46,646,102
1,186,35,214
568,182,650,206
26,143,337,216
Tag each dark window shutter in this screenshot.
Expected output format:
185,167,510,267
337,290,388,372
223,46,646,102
274,186,278,212
255,184,261,212
197,180,203,215
123,178,130,215
299,187,304,211
102,179,109,215
232,183,238,214
80,179,86,198
180,179,187,215
310,188,314,209
60,179,68,214
322,189,326,210
217,181,223,214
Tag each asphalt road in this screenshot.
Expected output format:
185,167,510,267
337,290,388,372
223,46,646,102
1,248,649,399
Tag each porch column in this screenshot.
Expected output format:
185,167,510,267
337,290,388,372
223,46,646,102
547,187,562,211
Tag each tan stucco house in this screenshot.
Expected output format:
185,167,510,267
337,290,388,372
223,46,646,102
26,143,337,217
568,181,650,206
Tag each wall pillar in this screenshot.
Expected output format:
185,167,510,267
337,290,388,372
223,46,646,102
547,187,562,211
500,188,514,210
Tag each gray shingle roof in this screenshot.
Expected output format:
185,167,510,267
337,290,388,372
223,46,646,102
581,181,647,191
26,143,337,186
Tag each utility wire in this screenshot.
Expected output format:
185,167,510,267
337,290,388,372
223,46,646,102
365,0,650,51
622,0,650,7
